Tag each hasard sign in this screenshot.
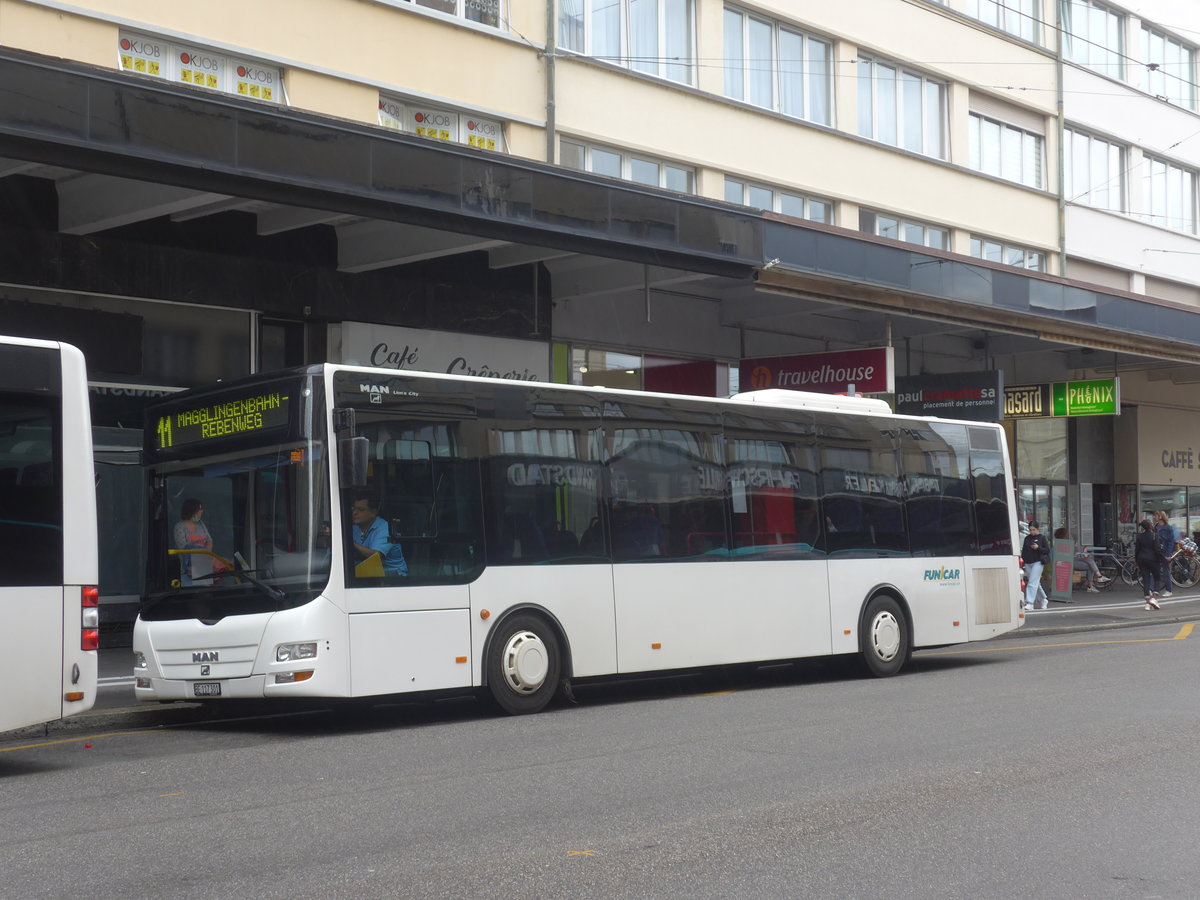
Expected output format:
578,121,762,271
1003,378,1119,419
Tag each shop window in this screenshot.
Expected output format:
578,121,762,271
1015,417,1067,480
260,319,305,372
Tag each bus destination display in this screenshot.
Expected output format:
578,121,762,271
154,390,292,451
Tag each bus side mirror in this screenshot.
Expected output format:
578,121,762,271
339,437,370,488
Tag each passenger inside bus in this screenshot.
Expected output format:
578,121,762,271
349,492,408,576
174,498,223,586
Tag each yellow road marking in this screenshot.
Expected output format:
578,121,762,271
923,623,1194,656
0,730,156,753
159,792,184,797
567,850,595,857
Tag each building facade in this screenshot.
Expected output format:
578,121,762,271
1,0,1199,632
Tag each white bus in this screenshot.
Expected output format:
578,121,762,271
134,366,1021,714
0,336,98,733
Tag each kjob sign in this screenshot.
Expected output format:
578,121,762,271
739,347,893,395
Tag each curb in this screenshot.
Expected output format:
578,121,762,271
2,702,210,743
1013,609,1200,638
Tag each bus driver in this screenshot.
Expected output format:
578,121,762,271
349,493,408,576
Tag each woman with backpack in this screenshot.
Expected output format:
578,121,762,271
1153,510,1178,598
1135,518,1163,610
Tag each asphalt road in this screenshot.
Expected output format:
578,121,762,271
3,620,1199,899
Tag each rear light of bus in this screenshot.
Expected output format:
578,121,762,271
81,586,99,651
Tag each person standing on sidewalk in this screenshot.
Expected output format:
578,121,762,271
1153,510,1178,598
1135,519,1163,610
1021,521,1050,611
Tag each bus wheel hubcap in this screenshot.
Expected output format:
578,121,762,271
871,612,901,662
501,631,548,694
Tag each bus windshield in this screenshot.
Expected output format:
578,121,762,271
144,439,331,619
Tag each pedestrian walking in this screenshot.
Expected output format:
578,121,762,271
1021,521,1050,610
1135,519,1163,610
1153,510,1178,598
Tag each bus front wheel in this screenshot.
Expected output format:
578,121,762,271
486,613,562,715
860,595,909,677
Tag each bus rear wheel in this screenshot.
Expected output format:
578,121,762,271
486,613,562,715
860,595,909,677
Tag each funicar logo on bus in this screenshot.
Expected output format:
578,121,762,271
923,567,961,583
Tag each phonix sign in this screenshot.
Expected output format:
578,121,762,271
739,348,893,395
1003,378,1120,419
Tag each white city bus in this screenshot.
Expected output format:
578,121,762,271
134,366,1021,714
0,336,98,734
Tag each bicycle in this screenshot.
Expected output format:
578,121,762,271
1169,538,1199,589
1093,544,1140,589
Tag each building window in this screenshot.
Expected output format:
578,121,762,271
856,56,945,158
559,0,694,85
860,209,948,250
970,236,1046,271
379,97,504,150
1143,156,1197,234
722,7,832,125
118,31,281,104
1065,129,1124,212
402,0,503,27
1140,26,1197,109
561,139,694,192
724,178,831,223
969,113,1043,188
1063,0,1123,78
968,0,1038,43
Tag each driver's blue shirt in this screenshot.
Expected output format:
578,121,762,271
354,516,408,576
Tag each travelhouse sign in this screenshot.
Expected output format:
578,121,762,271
1003,378,1119,419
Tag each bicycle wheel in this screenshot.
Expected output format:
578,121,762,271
1094,557,1119,590
1172,555,1198,589
1120,559,1140,587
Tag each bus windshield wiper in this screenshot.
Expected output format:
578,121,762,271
230,551,287,604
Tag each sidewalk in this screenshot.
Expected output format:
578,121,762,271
1016,575,1200,636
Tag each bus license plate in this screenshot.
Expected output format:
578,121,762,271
193,682,221,697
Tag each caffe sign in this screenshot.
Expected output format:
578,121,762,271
336,322,548,382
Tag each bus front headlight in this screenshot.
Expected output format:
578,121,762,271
276,642,317,662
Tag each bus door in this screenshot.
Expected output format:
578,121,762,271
334,374,482,695
606,396,741,673
0,397,66,728
475,385,616,680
